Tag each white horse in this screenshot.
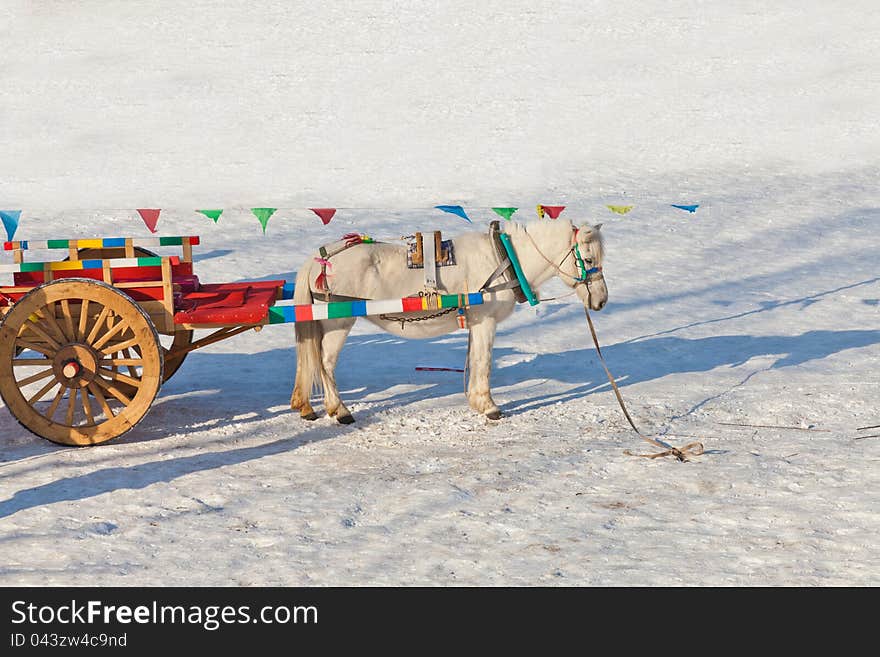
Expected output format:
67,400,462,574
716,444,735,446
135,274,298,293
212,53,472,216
290,219,607,423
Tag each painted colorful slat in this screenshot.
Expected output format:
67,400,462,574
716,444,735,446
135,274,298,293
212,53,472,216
0,256,179,274
3,236,200,251
267,293,485,325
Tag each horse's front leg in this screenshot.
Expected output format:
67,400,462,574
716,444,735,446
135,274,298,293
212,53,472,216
321,318,357,424
467,316,501,420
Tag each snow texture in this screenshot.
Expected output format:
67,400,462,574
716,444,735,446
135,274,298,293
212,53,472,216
1,2,878,585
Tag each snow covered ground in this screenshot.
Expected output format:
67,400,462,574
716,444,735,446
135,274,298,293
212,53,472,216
1,2,878,585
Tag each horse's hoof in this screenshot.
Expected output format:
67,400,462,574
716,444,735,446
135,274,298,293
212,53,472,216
337,413,356,425
302,412,319,421
486,409,502,420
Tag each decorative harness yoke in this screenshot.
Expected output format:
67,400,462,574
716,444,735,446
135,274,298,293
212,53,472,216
480,221,603,306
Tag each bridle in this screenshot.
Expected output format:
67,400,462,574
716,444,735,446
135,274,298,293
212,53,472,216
567,228,604,284
523,226,605,304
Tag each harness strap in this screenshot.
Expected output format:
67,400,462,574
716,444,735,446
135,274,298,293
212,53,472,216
483,278,525,293
423,231,438,290
482,221,528,304
314,233,375,296
498,233,539,306
479,256,514,292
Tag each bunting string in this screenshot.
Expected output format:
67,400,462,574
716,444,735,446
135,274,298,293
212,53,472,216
1,202,701,237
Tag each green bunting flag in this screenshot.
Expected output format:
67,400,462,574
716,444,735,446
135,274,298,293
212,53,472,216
197,209,224,223
251,208,277,233
606,205,634,215
492,207,518,221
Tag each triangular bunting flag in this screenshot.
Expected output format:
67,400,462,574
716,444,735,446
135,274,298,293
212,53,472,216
136,209,161,233
435,205,471,222
492,207,518,221
0,210,22,241
310,208,337,225
197,209,224,223
538,205,565,219
251,207,277,233
606,205,634,215
672,204,699,213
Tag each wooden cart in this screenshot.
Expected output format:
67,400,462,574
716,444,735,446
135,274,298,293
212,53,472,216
0,235,484,446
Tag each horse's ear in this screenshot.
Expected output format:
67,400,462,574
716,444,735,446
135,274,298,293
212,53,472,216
579,223,601,237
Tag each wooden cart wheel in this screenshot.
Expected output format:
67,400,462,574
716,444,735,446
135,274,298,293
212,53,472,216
0,278,163,445
72,247,193,382
155,329,192,381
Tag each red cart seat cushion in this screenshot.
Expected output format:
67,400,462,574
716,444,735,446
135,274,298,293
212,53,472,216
174,273,201,293
174,280,283,325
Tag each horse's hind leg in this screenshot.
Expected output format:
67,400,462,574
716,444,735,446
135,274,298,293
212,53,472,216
467,316,502,420
320,317,357,424
291,317,323,420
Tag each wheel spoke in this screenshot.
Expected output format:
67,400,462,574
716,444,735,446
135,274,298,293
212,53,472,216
85,306,111,345
60,299,76,341
77,298,91,341
81,387,95,425
92,317,130,351
22,319,61,350
66,388,77,426
99,358,144,367
99,336,141,355
87,381,115,419
12,358,52,366
97,367,142,389
17,367,56,387
14,339,55,357
92,374,132,405
37,303,69,343
28,378,60,405
123,348,140,379
46,385,66,418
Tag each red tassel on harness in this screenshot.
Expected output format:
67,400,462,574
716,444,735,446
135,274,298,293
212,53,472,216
314,257,332,293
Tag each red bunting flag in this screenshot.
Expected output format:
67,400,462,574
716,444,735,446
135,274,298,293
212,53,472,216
537,205,565,219
136,209,161,233
310,208,336,225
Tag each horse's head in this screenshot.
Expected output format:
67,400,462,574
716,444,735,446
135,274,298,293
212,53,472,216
569,223,608,311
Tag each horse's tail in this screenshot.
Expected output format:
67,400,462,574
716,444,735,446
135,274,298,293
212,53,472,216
291,262,324,414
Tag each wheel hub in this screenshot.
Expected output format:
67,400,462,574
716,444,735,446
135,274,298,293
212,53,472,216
53,344,97,388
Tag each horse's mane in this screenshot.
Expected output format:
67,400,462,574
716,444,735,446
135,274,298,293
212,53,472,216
505,218,604,261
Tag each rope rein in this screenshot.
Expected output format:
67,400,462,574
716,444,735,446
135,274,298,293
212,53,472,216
517,228,703,461
583,308,704,462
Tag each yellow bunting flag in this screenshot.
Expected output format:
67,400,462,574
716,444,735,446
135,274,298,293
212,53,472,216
606,205,634,215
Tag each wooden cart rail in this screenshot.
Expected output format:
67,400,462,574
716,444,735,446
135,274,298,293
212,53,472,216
3,236,199,250
4,235,199,259
0,255,180,274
